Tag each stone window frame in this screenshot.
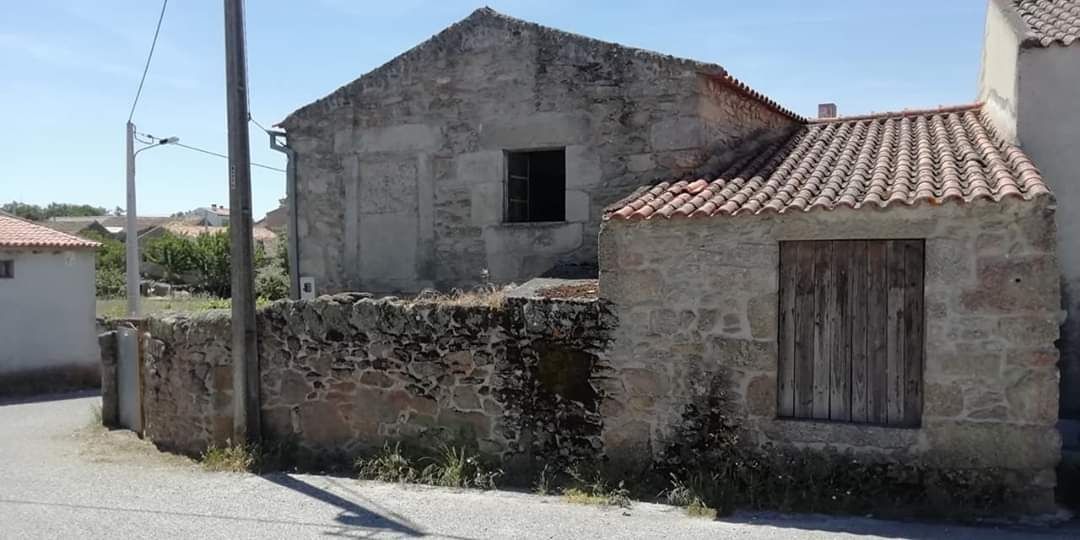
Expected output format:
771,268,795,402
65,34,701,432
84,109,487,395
502,147,567,224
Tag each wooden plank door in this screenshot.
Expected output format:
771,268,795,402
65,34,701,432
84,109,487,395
777,239,924,426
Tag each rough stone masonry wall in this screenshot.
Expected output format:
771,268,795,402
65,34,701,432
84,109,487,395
141,294,615,476
280,9,796,293
598,198,1062,512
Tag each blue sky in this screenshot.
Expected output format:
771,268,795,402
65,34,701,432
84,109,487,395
0,0,987,218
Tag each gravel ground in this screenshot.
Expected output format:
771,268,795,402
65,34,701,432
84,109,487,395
0,392,1075,539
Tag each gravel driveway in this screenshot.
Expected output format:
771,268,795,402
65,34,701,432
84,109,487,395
0,392,1074,539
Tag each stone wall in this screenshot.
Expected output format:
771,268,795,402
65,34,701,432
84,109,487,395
598,198,1062,512
116,198,1060,513
140,294,615,475
280,8,797,293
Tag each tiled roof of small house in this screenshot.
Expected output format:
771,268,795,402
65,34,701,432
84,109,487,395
0,212,101,249
606,104,1052,221
1007,0,1080,47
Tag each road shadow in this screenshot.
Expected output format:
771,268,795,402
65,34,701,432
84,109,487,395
0,388,100,407
262,473,428,537
719,511,1080,539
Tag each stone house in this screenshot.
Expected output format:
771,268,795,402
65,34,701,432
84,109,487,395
256,199,288,234
46,215,172,241
278,1,1080,436
186,205,230,227
977,0,1080,423
279,7,799,293
138,1,1077,510
600,104,1060,509
0,212,100,395
41,219,112,240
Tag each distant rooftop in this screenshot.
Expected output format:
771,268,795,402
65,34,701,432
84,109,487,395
0,212,100,250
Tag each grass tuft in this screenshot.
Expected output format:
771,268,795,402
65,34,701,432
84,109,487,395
407,286,508,309
420,445,502,489
661,474,717,519
562,467,631,508
201,441,257,473
355,442,418,483
355,442,501,490
97,294,245,319
685,500,717,519
533,464,555,496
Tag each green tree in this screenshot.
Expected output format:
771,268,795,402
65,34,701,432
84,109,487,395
81,231,126,297
43,202,108,218
143,232,198,285
191,231,232,298
1,201,107,220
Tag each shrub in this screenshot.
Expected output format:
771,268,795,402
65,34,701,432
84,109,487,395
96,267,125,297
256,266,289,302
273,232,289,272
654,373,1017,518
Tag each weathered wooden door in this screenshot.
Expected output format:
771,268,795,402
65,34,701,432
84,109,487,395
777,239,924,427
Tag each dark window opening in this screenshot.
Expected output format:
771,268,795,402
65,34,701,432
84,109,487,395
0,260,12,279
506,149,565,223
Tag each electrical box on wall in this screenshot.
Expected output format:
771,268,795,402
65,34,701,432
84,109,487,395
299,276,316,300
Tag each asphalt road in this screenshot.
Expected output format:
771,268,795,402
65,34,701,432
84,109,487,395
0,392,1075,539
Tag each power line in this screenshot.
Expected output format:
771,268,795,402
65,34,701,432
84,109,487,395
137,131,285,173
127,0,170,123
249,114,273,135
173,141,286,173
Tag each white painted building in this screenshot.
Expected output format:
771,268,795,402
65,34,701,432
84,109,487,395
0,212,100,395
978,0,1080,421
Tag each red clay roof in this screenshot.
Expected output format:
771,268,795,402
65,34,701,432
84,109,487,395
606,104,1051,221
1008,0,1080,47
0,213,101,249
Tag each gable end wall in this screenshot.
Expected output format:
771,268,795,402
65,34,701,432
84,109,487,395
283,14,796,293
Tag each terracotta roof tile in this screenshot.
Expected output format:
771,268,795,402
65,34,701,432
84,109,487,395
1008,0,1080,47
0,213,101,249
606,104,1052,221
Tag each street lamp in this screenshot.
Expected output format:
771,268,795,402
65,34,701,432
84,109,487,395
125,122,178,317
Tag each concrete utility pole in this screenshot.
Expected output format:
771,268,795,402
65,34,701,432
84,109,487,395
224,0,260,443
125,122,140,317
124,126,177,318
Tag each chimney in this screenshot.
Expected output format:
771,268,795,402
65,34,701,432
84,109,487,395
818,103,837,119
211,204,217,210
